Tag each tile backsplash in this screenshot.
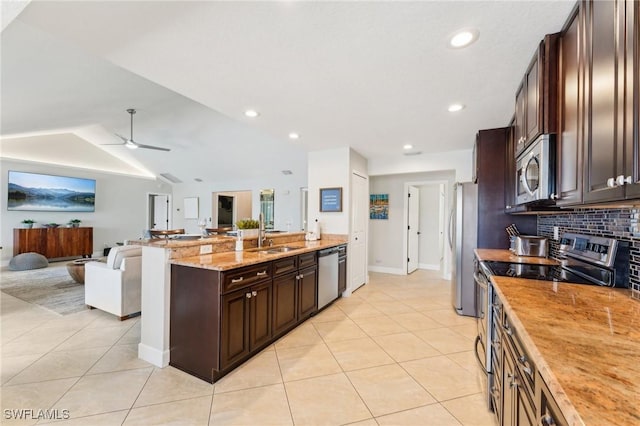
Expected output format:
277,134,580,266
537,208,640,291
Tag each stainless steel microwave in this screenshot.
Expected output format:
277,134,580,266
515,134,556,205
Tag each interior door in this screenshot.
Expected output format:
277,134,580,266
350,172,368,291
152,194,169,230
407,185,420,274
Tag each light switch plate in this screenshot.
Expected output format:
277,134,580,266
200,244,213,254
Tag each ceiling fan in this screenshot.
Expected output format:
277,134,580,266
103,109,171,152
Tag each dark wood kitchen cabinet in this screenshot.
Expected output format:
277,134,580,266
556,5,585,206
272,252,318,339
476,128,536,247
583,0,638,202
338,245,347,295
514,34,560,157
220,280,271,369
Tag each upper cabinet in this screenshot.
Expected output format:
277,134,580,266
583,0,638,202
556,5,584,206
515,34,560,157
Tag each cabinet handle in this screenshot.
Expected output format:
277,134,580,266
510,379,519,389
503,324,513,336
606,177,617,188
295,275,300,280
550,193,558,200
256,271,268,276
252,291,257,297
232,277,244,283
540,414,556,426
246,292,252,299
616,175,632,186
299,273,304,279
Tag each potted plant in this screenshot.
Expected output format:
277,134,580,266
21,219,35,229
68,219,81,228
235,218,260,237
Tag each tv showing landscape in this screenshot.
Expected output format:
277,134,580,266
8,171,96,212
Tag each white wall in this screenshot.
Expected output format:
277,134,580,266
307,147,351,235
1,158,172,262
368,149,472,182
171,172,308,234
368,170,455,274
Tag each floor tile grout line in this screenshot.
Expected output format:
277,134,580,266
272,343,297,426
120,365,156,424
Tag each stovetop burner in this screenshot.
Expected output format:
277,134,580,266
481,261,596,285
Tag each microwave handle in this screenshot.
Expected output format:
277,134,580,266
520,168,535,196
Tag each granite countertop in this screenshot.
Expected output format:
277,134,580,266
475,248,559,265
488,264,639,425
171,238,347,271
136,231,308,248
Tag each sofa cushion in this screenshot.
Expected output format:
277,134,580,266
106,245,142,269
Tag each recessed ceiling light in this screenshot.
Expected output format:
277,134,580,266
282,170,293,175
244,109,259,118
288,133,300,140
448,104,465,112
449,29,479,48
403,144,413,150
194,178,203,182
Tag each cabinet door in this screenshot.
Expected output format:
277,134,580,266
502,346,516,426
557,6,584,205
298,266,317,320
249,281,272,349
583,0,626,202
338,255,347,295
13,228,46,256
272,272,298,337
515,82,527,156
220,290,250,369
624,0,640,198
516,388,536,426
525,50,541,143
505,119,519,212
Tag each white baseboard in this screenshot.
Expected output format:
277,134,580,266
138,343,170,368
419,263,440,271
368,266,405,275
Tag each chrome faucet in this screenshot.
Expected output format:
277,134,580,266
258,212,266,248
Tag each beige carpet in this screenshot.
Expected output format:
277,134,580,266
0,262,86,315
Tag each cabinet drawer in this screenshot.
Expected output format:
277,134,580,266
273,257,297,277
298,252,317,269
222,263,272,293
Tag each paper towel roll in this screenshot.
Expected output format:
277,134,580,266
312,219,321,239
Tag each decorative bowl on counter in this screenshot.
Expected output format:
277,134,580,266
43,223,60,228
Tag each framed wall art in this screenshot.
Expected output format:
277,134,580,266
370,194,389,219
319,187,342,212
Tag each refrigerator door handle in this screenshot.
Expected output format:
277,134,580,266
448,208,454,250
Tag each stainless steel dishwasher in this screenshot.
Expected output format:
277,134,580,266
317,247,339,310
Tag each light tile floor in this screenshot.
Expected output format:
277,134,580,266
1,267,497,425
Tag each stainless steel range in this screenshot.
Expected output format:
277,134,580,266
475,232,630,409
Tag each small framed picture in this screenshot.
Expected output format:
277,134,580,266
320,187,342,212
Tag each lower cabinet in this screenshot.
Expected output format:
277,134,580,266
220,280,272,369
493,291,568,426
170,247,336,383
338,245,347,294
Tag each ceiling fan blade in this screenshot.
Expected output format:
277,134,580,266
101,143,127,146
114,133,128,142
135,143,171,152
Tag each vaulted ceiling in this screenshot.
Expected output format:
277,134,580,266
0,1,576,183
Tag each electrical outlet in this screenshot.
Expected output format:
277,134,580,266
553,226,559,240
200,244,213,254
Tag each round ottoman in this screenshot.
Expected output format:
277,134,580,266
9,252,49,271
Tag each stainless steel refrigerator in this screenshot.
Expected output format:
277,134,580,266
449,182,478,317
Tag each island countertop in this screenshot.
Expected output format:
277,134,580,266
489,272,639,426
171,238,347,271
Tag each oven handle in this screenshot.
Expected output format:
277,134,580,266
474,272,488,289
474,335,488,374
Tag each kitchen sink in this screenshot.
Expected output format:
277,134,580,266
250,246,299,254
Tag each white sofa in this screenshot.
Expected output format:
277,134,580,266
85,245,142,320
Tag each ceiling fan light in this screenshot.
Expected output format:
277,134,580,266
125,140,138,149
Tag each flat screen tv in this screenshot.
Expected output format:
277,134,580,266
8,171,96,212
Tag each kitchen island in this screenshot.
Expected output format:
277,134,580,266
169,238,348,383
476,249,640,426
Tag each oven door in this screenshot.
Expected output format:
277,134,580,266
474,262,493,408
515,134,555,205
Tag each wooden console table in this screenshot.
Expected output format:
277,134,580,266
13,227,93,259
